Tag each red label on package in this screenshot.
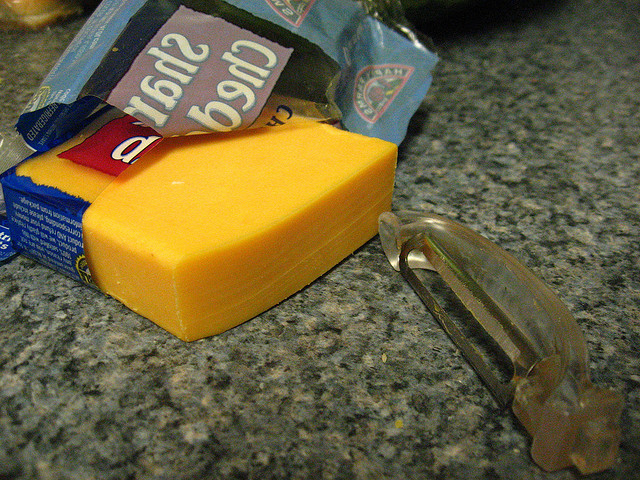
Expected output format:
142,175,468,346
106,6,293,137
58,115,161,176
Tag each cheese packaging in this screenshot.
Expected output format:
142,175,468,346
1,120,396,340
0,0,429,339
9,0,437,160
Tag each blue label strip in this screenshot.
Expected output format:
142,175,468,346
0,171,92,283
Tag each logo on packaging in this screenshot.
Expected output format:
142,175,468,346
265,0,315,27
353,64,414,124
0,224,17,262
75,255,93,285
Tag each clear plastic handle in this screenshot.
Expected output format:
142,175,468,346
379,211,623,474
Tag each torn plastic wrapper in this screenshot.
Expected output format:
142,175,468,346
7,0,437,157
379,211,623,475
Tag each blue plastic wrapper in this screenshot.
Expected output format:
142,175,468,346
1,168,89,277
12,0,437,155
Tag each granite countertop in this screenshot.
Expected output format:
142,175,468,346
1,0,639,478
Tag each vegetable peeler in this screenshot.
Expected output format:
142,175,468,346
378,211,623,474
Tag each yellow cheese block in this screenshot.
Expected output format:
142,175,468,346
15,121,396,341
83,123,396,340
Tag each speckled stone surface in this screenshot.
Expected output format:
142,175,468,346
0,0,639,479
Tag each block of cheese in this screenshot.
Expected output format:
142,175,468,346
70,122,396,341
10,122,396,340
